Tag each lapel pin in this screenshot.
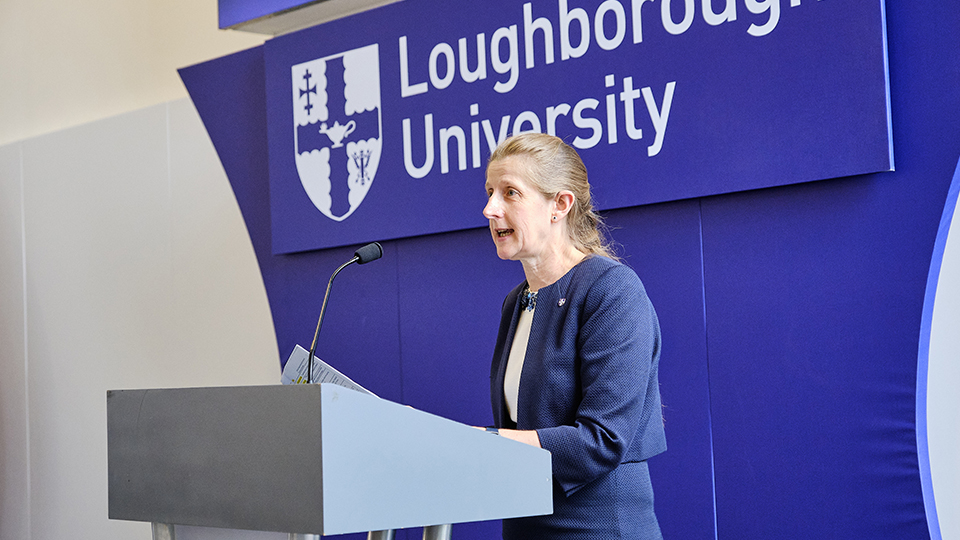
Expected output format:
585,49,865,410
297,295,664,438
558,298,566,307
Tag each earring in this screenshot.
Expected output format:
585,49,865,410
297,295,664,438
552,215,557,221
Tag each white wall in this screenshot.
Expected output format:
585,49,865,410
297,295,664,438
0,99,281,540
0,0,265,146
0,142,30,540
0,3,271,537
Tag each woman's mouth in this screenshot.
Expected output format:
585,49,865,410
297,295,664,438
495,228,513,237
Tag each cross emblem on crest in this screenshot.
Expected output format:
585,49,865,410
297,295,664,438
299,69,318,115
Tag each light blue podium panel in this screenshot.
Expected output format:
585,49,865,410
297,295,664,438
107,384,552,536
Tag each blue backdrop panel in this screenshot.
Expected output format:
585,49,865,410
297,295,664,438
607,200,715,540
394,227,524,425
700,177,930,539
693,1,960,534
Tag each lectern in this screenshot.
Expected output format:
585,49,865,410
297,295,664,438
107,384,552,539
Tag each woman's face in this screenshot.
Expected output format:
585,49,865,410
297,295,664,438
483,157,555,263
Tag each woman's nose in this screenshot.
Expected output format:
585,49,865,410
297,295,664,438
483,196,501,219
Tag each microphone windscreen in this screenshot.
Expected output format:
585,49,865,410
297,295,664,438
355,242,383,264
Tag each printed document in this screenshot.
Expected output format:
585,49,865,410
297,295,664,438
281,344,375,397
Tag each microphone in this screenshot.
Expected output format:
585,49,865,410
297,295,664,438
354,241,383,264
307,242,383,383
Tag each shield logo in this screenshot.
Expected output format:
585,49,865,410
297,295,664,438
292,44,382,222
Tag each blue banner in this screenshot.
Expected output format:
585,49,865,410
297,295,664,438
219,0,306,28
265,0,891,254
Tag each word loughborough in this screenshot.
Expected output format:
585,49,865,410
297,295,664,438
394,0,818,180
402,77,677,179
400,0,806,97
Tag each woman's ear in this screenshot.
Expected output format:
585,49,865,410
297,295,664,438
554,190,575,218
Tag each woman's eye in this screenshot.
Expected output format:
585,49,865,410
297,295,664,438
506,189,517,197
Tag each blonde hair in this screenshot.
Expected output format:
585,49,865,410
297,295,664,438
488,133,617,259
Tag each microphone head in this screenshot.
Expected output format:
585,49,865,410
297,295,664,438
354,242,383,264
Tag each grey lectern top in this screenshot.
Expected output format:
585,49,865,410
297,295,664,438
107,384,552,536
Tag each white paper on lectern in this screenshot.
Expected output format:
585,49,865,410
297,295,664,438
281,345,376,396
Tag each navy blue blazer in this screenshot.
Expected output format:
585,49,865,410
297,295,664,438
491,256,666,538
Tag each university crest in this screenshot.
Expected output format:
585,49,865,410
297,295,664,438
292,44,382,222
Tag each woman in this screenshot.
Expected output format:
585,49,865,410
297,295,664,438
483,133,666,539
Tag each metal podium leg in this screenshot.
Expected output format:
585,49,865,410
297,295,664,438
151,523,175,540
367,530,396,540
422,524,452,540
288,534,320,540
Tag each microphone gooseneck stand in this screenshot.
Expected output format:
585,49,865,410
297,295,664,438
307,256,359,384
307,242,383,384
